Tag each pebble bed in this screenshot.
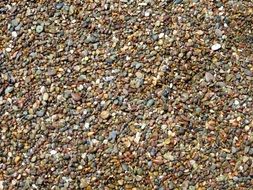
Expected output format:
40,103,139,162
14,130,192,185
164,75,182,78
0,0,253,189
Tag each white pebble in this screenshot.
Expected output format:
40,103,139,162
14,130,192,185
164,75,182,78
40,86,46,94
158,33,164,39
134,132,141,143
43,93,49,101
211,43,221,51
144,11,150,17
50,150,57,155
84,122,90,129
11,31,17,38
6,47,11,52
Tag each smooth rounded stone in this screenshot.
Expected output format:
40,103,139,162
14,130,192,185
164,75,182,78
4,86,14,94
11,31,18,38
42,93,49,101
71,93,81,101
211,43,221,51
205,72,215,82
173,0,183,4
101,111,110,120
31,156,37,162
56,2,64,9
181,93,189,102
77,75,86,81
146,99,155,107
36,25,44,33
36,109,45,117
195,107,202,114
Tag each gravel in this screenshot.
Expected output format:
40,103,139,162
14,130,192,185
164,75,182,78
1,0,253,189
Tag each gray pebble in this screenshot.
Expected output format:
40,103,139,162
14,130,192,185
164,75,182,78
36,109,45,117
146,99,155,107
134,62,143,69
205,72,215,82
108,131,117,142
85,35,99,43
173,0,183,4
11,19,19,27
244,69,253,77
56,2,64,9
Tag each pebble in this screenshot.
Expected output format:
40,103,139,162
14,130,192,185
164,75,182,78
42,93,49,101
215,29,223,37
146,99,155,107
11,31,18,38
101,111,110,120
36,109,45,117
211,43,221,51
174,0,183,4
108,131,117,141
205,72,215,82
4,86,14,94
0,181,3,190
71,93,81,101
11,18,19,27
36,25,44,33
134,132,141,143
56,2,64,9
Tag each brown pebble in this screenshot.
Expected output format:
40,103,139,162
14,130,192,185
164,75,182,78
71,93,81,101
152,158,164,165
